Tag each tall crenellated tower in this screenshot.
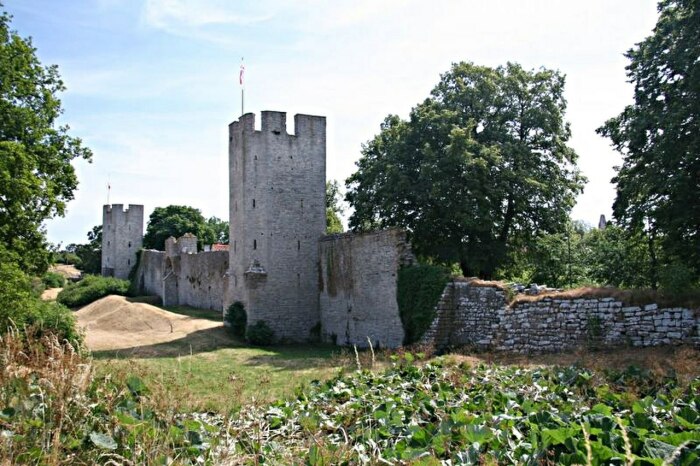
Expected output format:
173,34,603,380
228,111,326,341
101,204,144,279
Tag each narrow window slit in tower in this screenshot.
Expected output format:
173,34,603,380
128,241,131,248
300,199,304,208
253,239,257,250
253,199,256,208
128,259,130,266
297,240,300,250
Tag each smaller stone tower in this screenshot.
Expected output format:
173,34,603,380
101,204,144,279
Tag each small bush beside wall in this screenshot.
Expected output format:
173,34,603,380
398,264,451,344
246,320,275,346
225,301,247,337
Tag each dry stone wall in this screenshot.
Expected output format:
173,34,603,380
422,281,699,353
318,229,412,348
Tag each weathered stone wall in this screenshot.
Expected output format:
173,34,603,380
228,111,326,342
101,204,143,279
136,249,165,298
422,281,699,353
133,248,227,311
177,251,228,310
318,229,410,348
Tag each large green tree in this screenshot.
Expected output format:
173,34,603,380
0,7,92,274
143,205,215,251
347,62,585,277
598,0,700,279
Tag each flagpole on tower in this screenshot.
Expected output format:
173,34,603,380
240,57,245,116
107,176,111,206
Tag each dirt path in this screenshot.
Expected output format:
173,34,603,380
76,295,223,352
41,288,62,300
51,264,81,280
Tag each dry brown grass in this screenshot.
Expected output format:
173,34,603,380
454,276,511,291
457,277,700,310
447,345,700,382
510,286,700,309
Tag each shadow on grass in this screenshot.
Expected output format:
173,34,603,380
91,326,240,360
91,325,343,371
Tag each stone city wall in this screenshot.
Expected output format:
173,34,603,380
318,229,413,348
422,280,699,353
133,249,228,311
177,251,228,311
136,250,166,299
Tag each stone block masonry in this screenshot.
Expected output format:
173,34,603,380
132,234,228,311
227,111,326,342
422,280,699,353
101,204,143,279
318,229,413,348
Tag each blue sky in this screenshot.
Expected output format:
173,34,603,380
4,0,659,245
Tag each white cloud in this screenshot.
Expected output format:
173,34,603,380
142,0,272,29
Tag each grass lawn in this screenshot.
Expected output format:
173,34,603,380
88,304,700,416
91,305,362,413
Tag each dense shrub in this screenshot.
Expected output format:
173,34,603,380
225,301,247,337
659,260,699,294
57,275,130,308
24,300,81,344
397,264,451,344
0,262,80,343
42,271,66,288
246,320,275,346
54,251,82,266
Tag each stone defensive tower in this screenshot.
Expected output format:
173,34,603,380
101,204,144,279
228,111,326,341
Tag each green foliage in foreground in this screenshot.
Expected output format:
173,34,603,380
398,264,451,344
228,360,699,465
3,338,699,465
0,261,79,343
57,274,129,308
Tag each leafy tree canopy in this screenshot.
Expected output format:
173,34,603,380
326,180,344,234
143,205,215,251
598,0,699,278
0,7,92,274
206,216,229,244
347,62,585,277
66,225,102,274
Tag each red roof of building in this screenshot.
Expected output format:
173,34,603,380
211,243,229,251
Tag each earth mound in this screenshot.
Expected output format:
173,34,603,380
75,295,222,351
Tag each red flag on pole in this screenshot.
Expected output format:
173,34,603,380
239,59,245,86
